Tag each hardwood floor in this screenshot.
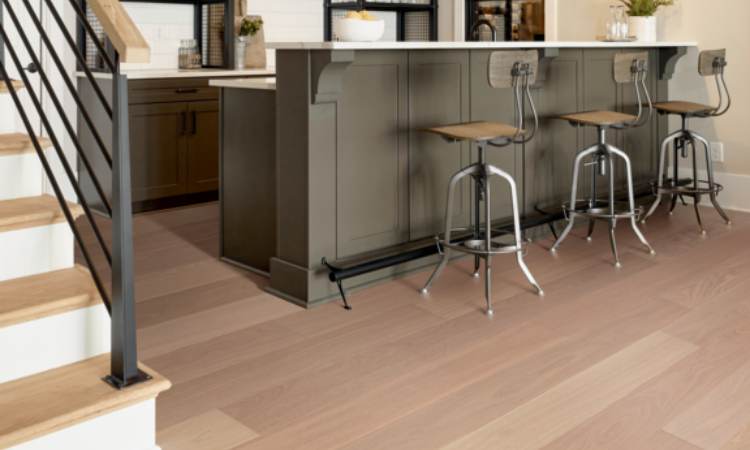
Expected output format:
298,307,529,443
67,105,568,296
93,202,750,449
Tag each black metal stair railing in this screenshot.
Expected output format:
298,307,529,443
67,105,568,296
0,0,147,389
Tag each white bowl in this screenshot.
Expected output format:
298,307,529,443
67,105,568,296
335,18,385,42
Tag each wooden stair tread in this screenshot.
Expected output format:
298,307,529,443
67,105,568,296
0,355,170,448
0,266,101,328
0,195,83,233
0,133,51,157
0,79,24,93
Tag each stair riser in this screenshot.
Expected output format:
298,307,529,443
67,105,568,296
0,97,15,134
0,153,43,200
0,305,110,384
0,223,74,282
9,399,159,450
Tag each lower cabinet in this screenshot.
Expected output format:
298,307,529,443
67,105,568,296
129,99,219,203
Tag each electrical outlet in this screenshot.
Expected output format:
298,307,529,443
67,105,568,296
711,142,725,163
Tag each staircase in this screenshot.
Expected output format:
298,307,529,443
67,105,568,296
0,1,169,449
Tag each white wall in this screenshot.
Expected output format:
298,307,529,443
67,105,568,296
551,0,750,180
1,0,78,201
121,2,195,71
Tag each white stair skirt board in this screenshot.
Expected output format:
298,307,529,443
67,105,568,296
0,153,43,201
0,223,75,282
0,304,110,384
9,400,160,450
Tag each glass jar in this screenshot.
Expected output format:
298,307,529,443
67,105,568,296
178,39,201,70
606,5,618,41
235,37,247,70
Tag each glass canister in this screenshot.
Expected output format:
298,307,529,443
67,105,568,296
179,39,201,70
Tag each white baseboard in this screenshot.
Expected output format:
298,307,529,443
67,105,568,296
666,168,750,213
0,304,110,384
9,399,159,450
0,223,74,282
0,153,43,201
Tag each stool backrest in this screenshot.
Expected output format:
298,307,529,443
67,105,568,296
488,50,538,88
613,51,649,84
698,49,731,116
488,50,539,144
699,49,727,76
614,51,652,127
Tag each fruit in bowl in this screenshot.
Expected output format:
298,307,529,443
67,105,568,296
336,10,385,42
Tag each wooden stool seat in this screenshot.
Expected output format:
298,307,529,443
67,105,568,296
559,110,637,127
425,121,520,142
654,101,714,115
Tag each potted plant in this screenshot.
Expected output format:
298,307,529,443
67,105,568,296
236,16,265,70
620,0,675,42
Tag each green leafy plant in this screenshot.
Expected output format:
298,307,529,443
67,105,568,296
239,17,264,37
620,0,675,16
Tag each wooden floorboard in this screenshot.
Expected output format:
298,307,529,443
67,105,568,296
80,201,750,449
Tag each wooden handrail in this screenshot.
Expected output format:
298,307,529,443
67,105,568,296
87,0,150,64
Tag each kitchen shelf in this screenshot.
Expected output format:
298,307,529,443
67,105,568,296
324,0,438,42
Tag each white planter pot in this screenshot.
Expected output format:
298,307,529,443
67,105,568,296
629,16,657,42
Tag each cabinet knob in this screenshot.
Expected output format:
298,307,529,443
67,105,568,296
175,88,199,94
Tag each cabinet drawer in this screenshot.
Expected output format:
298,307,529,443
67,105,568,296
129,86,218,104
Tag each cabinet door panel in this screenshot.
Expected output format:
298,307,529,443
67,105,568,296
187,100,220,193
336,51,409,258
129,103,187,202
409,50,471,240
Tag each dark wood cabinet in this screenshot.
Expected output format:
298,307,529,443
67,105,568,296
129,102,187,202
128,99,220,203
78,76,226,212
186,101,220,193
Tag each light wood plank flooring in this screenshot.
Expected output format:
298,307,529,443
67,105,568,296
87,202,750,450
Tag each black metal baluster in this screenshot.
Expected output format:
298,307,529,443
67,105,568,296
18,0,113,216
0,0,112,266
0,61,112,313
41,0,114,169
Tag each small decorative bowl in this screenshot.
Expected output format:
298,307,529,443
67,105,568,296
336,18,385,42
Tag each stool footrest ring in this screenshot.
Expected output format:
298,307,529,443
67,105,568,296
652,179,724,196
563,200,643,221
437,238,522,257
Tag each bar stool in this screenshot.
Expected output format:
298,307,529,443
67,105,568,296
642,49,732,233
550,52,655,268
420,50,544,317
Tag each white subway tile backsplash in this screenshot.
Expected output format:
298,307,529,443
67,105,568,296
122,2,194,70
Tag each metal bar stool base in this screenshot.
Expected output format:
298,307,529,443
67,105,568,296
643,128,732,232
550,130,655,268
420,148,544,318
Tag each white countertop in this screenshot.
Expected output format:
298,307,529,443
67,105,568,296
77,68,275,80
267,41,697,50
209,77,277,90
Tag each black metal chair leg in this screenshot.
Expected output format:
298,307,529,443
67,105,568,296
547,222,558,240
336,280,352,310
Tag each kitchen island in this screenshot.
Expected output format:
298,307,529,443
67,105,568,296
232,41,695,307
